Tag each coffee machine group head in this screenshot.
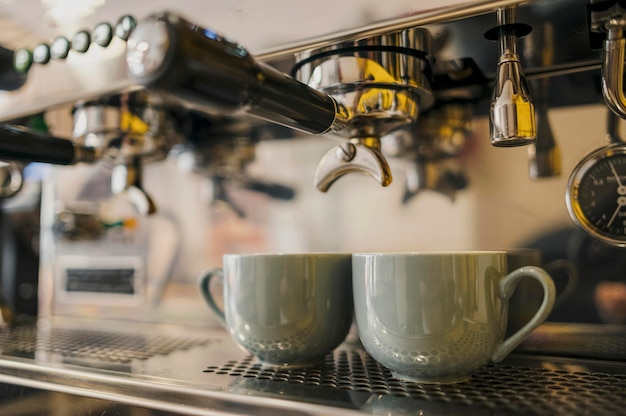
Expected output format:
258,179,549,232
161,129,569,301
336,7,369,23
125,12,435,192
292,29,434,191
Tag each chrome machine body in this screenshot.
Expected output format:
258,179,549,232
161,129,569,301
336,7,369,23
0,0,625,415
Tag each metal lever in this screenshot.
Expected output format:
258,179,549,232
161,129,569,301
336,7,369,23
314,138,392,192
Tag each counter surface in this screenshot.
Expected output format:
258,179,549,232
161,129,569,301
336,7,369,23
0,318,624,415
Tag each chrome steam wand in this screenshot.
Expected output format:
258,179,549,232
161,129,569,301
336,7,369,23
592,2,626,119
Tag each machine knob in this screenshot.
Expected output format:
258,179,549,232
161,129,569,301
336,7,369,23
92,22,114,47
50,36,71,60
32,43,50,64
115,15,137,41
12,48,32,75
71,30,91,53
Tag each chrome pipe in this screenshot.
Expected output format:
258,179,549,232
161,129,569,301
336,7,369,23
257,0,526,61
602,23,626,119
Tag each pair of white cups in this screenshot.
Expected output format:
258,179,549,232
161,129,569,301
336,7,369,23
199,251,556,384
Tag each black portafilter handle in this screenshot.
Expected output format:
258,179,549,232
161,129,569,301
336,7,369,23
243,180,296,200
0,124,94,165
125,12,346,136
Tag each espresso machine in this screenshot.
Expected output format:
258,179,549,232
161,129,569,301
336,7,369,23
0,0,624,414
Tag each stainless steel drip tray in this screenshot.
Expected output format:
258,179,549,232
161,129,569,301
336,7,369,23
0,318,625,416
516,322,626,361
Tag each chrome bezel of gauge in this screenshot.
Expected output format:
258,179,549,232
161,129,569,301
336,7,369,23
566,143,626,247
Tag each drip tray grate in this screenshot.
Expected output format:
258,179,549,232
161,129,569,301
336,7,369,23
517,324,626,361
204,349,626,415
0,325,211,362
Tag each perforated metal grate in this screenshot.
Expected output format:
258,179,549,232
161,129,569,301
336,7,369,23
517,326,626,361
204,349,626,415
0,325,211,362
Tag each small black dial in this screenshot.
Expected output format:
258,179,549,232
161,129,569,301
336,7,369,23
92,22,113,47
72,30,91,53
32,43,50,64
115,15,137,41
13,48,32,73
50,36,70,60
567,144,626,246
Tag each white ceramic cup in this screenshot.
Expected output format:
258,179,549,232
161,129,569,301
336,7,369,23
199,253,353,367
352,251,556,384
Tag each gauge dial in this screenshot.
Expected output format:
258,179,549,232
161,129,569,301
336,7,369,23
567,144,626,246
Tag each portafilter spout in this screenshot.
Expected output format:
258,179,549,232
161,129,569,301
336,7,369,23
485,7,536,147
125,12,348,137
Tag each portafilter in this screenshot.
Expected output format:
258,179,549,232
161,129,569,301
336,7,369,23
126,12,434,192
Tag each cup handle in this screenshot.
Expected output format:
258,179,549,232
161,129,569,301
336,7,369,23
492,266,556,362
544,259,578,307
198,268,226,324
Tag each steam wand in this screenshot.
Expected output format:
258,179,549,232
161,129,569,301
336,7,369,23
592,5,626,119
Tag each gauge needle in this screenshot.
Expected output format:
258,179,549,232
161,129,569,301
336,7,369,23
609,161,622,186
607,161,626,228
608,196,626,228
608,203,624,228
609,161,626,195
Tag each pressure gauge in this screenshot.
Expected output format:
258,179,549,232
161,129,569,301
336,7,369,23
566,143,626,246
